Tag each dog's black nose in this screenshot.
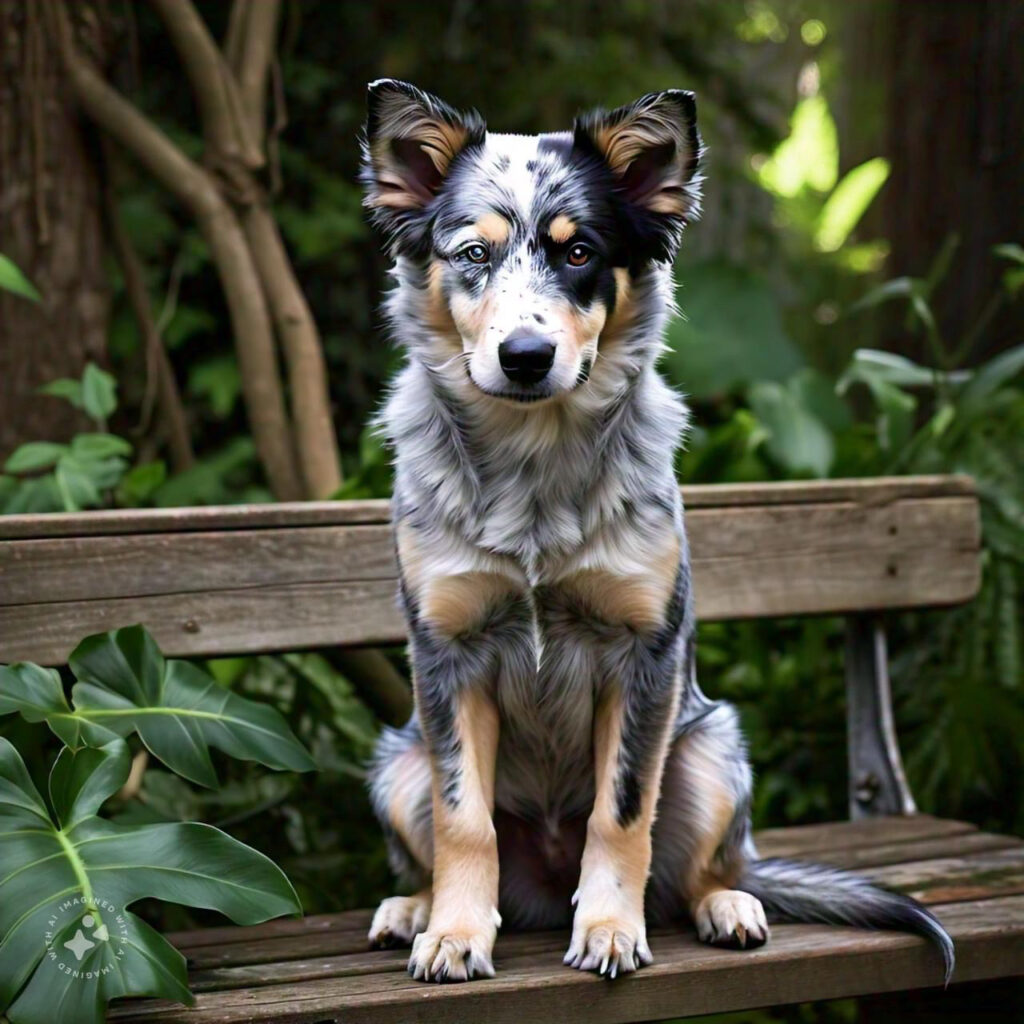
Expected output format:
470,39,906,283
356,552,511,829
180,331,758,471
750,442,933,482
498,331,555,385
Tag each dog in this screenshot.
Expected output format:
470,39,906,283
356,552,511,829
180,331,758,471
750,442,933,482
359,79,954,984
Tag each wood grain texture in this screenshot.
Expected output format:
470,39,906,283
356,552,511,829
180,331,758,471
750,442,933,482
104,818,1024,1023
111,895,1024,1023
152,837,1024,974
0,481,982,664
0,476,975,539
158,817,1007,954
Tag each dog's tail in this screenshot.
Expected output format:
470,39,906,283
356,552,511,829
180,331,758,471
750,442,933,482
739,857,954,984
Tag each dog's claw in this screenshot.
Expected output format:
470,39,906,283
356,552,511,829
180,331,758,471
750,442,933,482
694,890,770,950
565,920,649,979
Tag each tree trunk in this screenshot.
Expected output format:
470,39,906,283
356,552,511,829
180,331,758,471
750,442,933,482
0,0,108,460
881,0,1023,362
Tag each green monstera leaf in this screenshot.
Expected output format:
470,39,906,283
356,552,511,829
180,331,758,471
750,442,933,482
0,625,316,787
0,737,301,1024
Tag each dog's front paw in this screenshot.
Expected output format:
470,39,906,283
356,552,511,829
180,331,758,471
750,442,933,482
368,892,431,948
694,889,769,949
408,925,497,982
563,916,653,979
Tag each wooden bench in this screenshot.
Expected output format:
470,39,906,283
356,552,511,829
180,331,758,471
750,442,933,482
1,475,1021,1023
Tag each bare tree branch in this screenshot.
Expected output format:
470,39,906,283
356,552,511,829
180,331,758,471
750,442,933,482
223,0,249,73
234,0,281,150
243,207,342,496
151,0,341,497
148,0,262,169
48,0,304,501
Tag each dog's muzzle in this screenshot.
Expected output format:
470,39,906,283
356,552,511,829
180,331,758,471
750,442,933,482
498,330,556,386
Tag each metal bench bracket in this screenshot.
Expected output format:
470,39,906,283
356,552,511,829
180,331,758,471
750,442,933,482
845,614,917,818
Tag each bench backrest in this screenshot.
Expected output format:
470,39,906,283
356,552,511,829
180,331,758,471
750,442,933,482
0,476,980,666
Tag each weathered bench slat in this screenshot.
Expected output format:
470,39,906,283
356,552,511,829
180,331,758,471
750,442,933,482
111,895,1024,1023
154,841,1024,974
752,812,978,853
108,819,1024,1022
0,476,977,541
156,818,1013,958
0,478,981,664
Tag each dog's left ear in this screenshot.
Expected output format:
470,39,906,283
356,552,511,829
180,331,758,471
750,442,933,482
362,79,485,253
575,90,702,254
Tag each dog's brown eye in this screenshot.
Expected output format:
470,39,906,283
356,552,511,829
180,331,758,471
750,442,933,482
567,244,591,267
463,244,489,264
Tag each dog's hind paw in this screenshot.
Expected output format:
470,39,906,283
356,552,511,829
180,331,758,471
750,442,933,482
563,919,653,979
368,891,431,949
694,889,770,949
408,927,496,982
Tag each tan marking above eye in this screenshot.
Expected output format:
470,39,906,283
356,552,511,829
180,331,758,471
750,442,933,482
549,215,577,244
474,212,511,246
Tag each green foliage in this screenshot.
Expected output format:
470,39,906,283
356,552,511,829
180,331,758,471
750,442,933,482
677,244,1024,835
332,426,393,500
0,252,41,302
128,650,391,916
0,627,317,788
666,262,804,398
0,365,167,514
0,627,311,1024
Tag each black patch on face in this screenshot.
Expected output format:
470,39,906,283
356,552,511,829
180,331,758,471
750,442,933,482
537,132,574,161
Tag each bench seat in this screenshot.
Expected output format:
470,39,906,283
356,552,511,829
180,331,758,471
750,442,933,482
113,815,1024,1023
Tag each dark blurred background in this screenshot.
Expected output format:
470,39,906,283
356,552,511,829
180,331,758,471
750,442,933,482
1,3,1022,1021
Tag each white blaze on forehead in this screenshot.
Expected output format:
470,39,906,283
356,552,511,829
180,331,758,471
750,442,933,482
485,133,541,222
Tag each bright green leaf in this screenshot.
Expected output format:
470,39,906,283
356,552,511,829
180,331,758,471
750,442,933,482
38,378,84,409
757,95,838,198
70,434,133,460
54,458,103,512
837,350,919,452
955,344,1024,422
59,626,317,786
81,364,117,423
0,475,62,514
0,663,71,726
846,276,917,316
0,253,41,302
0,738,301,1024
4,442,68,475
992,242,1024,266
748,379,835,477
814,157,889,252
837,348,937,389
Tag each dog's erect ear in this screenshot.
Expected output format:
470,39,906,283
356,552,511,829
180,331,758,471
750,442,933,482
574,90,702,256
362,80,485,252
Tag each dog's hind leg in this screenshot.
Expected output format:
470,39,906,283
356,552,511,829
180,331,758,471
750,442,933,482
649,696,769,949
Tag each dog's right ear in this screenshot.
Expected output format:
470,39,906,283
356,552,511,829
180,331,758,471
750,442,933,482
361,80,485,253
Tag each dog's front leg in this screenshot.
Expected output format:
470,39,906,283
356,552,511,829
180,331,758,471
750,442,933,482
558,560,689,978
401,553,532,982
410,678,501,982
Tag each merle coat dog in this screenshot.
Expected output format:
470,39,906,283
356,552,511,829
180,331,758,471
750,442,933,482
359,79,953,984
